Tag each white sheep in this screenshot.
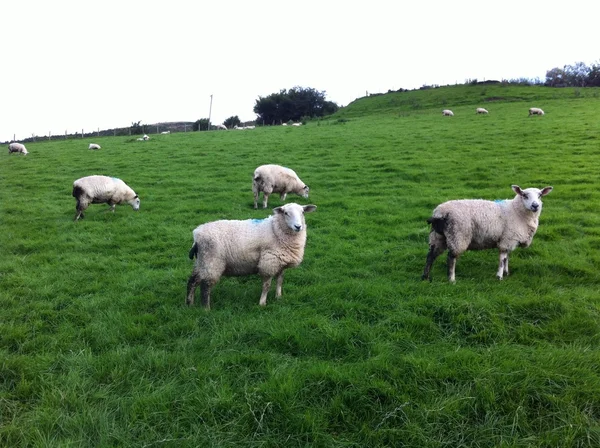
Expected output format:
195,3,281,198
160,131,171,134
8,142,28,155
291,122,302,126
216,124,227,130
282,123,288,126
88,143,101,150
143,134,150,140
187,203,317,308
442,110,454,116
252,164,309,209
72,175,140,221
476,108,489,114
529,108,545,116
422,185,553,282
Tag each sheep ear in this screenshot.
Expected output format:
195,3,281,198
511,185,523,196
303,205,317,213
273,206,284,215
541,186,553,196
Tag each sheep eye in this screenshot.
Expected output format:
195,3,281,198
522,194,528,199
284,211,289,216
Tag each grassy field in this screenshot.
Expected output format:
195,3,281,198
1,85,600,447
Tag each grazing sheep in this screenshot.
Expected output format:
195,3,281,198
282,123,288,126
160,131,171,134
88,143,101,150
72,175,140,221
476,108,489,114
187,203,317,308
291,122,302,126
252,164,309,209
529,107,545,116
8,142,28,155
442,110,454,116
422,185,553,282
216,124,227,130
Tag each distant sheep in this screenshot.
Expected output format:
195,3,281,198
442,110,454,116
422,185,553,282
88,143,101,150
291,122,302,126
72,175,140,221
252,164,309,209
187,203,317,308
8,142,28,155
216,124,227,130
476,108,489,114
529,107,545,116
136,134,150,141
160,131,171,134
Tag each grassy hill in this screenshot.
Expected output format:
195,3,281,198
1,85,600,447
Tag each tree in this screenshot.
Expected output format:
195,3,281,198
564,62,590,87
254,86,338,124
131,120,143,135
193,118,210,131
223,116,241,129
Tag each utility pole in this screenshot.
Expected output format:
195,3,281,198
208,94,213,131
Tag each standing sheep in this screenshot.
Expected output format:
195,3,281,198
529,108,545,116
88,143,101,150
442,110,454,116
252,164,309,209
8,142,28,155
476,108,489,114
422,185,553,282
72,175,140,221
186,203,317,309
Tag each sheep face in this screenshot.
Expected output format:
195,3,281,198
512,185,553,213
129,195,141,211
274,203,317,232
301,185,310,198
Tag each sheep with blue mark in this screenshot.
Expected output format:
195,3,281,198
422,185,553,282
187,203,317,309
72,175,140,221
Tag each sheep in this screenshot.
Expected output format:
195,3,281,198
529,107,545,116
8,142,28,155
422,185,553,282
160,131,171,134
88,143,101,150
442,110,454,116
186,203,317,308
216,124,227,130
476,108,489,114
252,164,309,209
72,175,140,221
291,122,302,126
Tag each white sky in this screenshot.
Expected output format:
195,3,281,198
2,0,598,142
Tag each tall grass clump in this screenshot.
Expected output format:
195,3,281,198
1,85,600,447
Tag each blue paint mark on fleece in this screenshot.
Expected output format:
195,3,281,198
494,199,506,204
111,177,121,182
249,218,266,224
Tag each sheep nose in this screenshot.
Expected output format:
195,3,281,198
294,224,302,231
531,203,539,211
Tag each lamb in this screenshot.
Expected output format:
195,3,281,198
422,185,553,282
186,203,317,309
88,143,101,150
442,110,454,116
529,107,545,116
72,175,140,221
8,142,28,155
476,108,489,114
252,164,309,209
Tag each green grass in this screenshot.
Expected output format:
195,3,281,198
1,85,600,447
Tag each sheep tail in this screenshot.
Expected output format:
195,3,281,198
188,242,198,260
427,217,446,235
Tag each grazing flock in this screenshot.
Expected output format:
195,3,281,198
5,106,553,308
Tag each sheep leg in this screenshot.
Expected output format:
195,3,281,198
259,276,273,306
262,193,270,209
447,252,457,283
280,192,287,201
108,204,116,213
253,190,259,209
200,280,211,310
186,273,200,306
422,243,445,281
497,251,509,279
275,271,284,298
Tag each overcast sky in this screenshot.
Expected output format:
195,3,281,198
2,0,598,142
